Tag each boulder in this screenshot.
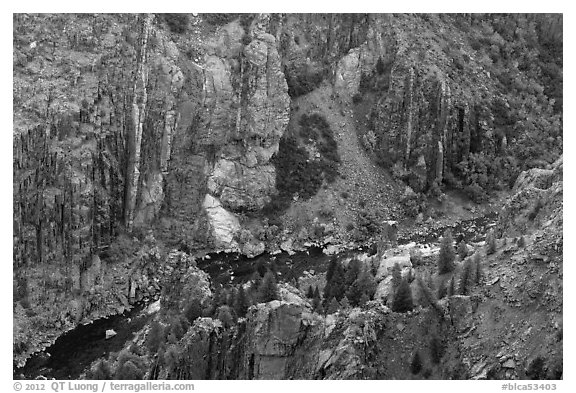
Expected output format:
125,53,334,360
105,329,117,339
202,194,240,249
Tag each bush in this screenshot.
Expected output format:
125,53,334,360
285,64,327,98
352,93,363,104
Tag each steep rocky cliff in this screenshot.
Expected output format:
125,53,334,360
13,13,562,377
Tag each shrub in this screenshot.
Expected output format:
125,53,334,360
438,229,456,274
285,64,327,98
352,93,363,104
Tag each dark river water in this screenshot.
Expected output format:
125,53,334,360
15,212,498,380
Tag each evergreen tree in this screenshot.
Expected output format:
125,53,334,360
376,56,386,75
312,287,321,311
486,229,497,255
324,260,346,301
392,278,413,313
438,229,456,274
306,285,314,298
359,292,370,306
391,262,403,290
259,271,279,303
115,360,144,380
429,336,444,364
473,253,482,284
345,259,362,287
459,259,472,295
340,296,351,309
457,241,468,259
90,359,112,379
410,352,423,375
447,275,455,297
416,277,443,316
146,320,165,353
183,300,203,325
234,285,250,317
437,278,447,299
327,297,340,314
345,278,364,306
250,271,263,293
216,305,234,328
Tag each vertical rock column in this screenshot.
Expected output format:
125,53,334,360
124,13,153,230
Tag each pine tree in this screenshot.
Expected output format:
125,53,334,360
429,336,444,364
306,285,314,298
391,262,402,290
438,229,456,274
437,279,447,299
473,253,482,284
146,320,165,353
327,297,340,314
90,359,112,379
447,275,455,297
312,287,321,311
259,271,279,303
216,305,234,328
392,278,413,313
359,292,370,306
376,56,386,75
183,300,203,325
416,277,443,316
324,260,346,302
345,258,362,287
234,285,250,317
340,296,351,309
459,259,472,295
410,352,423,375
486,229,497,255
457,241,468,259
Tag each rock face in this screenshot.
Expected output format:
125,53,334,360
497,156,562,237
197,16,290,249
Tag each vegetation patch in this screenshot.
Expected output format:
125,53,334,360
264,113,340,216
